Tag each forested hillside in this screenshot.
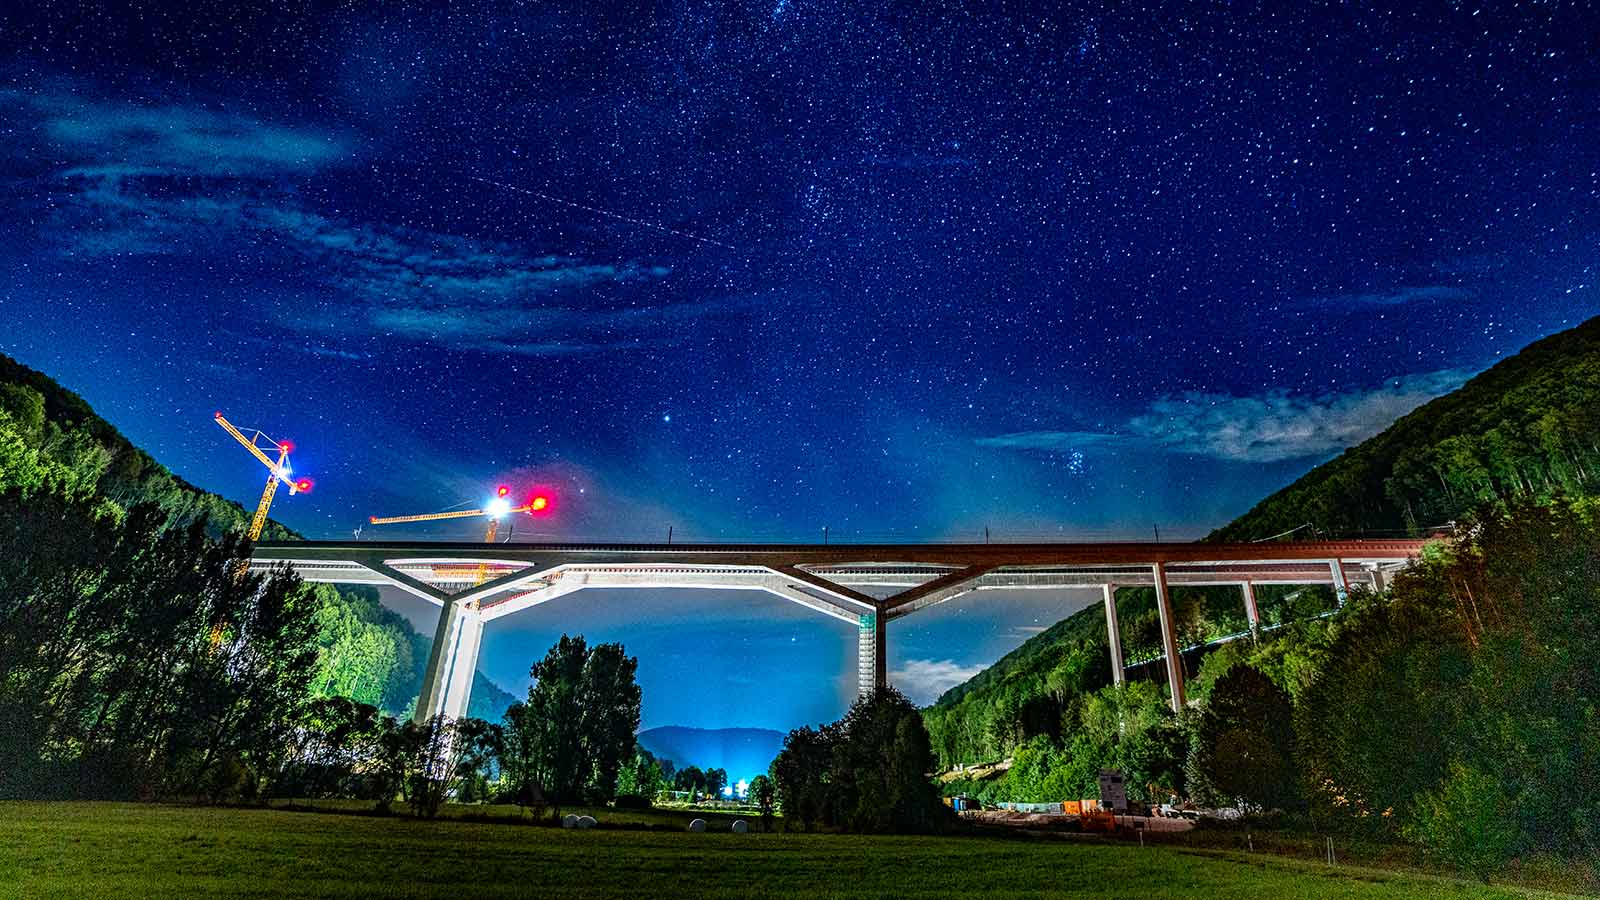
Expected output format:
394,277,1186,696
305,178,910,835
928,316,1600,767
921,581,1325,766
1212,314,1600,541
0,353,512,721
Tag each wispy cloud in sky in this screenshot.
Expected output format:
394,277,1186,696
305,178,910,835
889,658,987,706
979,369,1470,464
29,90,350,176
13,83,709,356
1298,285,1473,309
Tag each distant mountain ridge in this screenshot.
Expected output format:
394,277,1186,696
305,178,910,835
636,726,785,781
0,352,515,721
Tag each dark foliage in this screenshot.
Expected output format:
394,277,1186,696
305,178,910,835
1212,314,1600,541
773,688,950,833
1186,666,1299,812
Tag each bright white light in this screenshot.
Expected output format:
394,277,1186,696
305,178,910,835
721,785,734,798
487,497,511,517
735,779,749,798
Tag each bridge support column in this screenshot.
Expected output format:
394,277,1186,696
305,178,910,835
1151,563,1186,712
416,600,484,723
1329,559,1349,606
1370,565,1389,593
1241,581,1260,635
857,611,885,698
1102,584,1125,686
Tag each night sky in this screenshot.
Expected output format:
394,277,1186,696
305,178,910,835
3,2,1597,730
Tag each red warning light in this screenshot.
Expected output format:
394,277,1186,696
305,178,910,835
295,479,313,493
497,485,511,498
280,441,294,453
530,495,549,512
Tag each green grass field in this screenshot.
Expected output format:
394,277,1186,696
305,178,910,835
0,802,1556,899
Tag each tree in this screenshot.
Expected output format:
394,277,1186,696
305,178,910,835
1404,763,1519,881
526,635,588,808
496,702,542,810
772,689,949,833
748,774,776,831
577,641,641,802
399,716,455,818
1187,665,1298,812
703,767,728,800
673,765,706,797
450,717,502,804
771,727,833,831
521,635,642,810
615,746,668,801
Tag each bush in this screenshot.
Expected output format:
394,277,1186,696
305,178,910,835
1404,762,1519,882
612,794,652,809
1187,666,1299,812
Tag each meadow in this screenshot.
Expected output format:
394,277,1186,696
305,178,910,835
0,802,1556,900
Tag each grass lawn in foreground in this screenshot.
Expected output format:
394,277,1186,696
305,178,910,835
0,802,1554,900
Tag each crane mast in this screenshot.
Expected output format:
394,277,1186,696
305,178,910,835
214,411,311,542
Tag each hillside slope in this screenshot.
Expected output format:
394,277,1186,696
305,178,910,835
924,317,1600,766
1211,315,1600,541
0,353,513,721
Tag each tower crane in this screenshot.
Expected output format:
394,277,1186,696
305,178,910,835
213,411,312,542
368,486,551,585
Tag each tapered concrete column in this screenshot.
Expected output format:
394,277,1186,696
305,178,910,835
416,600,485,723
1329,559,1349,606
1241,581,1260,634
1150,563,1186,712
1370,565,1388,593
1102,584,1125,686
857,612,884,698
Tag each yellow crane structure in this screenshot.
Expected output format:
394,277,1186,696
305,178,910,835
214,411,312,542
368,486,550,585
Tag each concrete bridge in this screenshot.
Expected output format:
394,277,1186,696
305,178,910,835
250,538,1429,720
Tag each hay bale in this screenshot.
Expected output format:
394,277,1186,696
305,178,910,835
561,814,578,829
731,819,749,833
687,818,707,832
576,815,597,830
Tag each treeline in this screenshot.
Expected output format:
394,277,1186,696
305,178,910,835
0,487,321,799
1213,314,1600,541
941,500,1600,881
276,633,654,818
923,581,1328,766
771,688,950,833
0,355,513,723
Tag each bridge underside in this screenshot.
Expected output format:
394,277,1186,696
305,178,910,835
250,539,1427,721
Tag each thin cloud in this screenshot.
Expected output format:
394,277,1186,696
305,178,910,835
16,83,718,356
889,658,986,706
979,370,1470,464
30,91,350,175
1300,285,1472,309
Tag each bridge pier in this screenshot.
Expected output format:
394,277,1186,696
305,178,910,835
1102,584,1125,686
1151,563,1186,712
1329,559,1349,605
857,611,885,698
1241,581,1260,634
416,600,484,723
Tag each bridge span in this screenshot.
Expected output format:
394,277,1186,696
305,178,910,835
250,538,1430,721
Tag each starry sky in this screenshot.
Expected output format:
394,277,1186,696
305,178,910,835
2,2,1597,730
